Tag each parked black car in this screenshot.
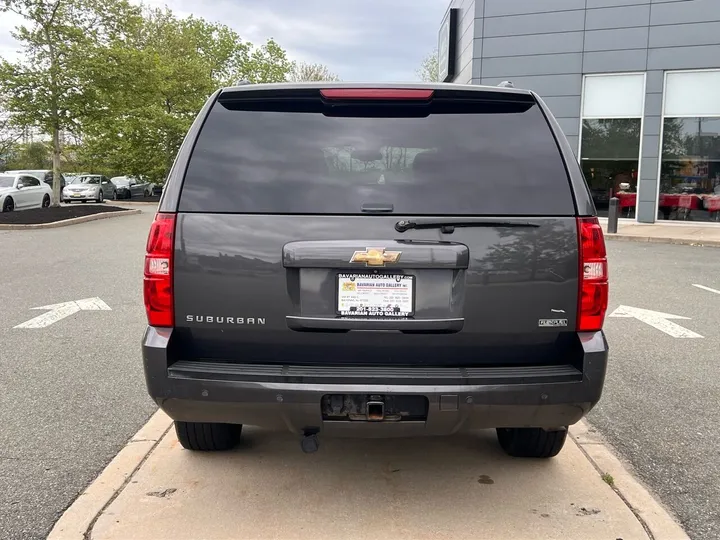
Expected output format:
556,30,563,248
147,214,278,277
142,83,609,458
110,176,151,199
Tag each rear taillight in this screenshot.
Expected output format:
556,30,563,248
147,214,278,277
577,217,608,332
320,88,434,100
144,213,176,327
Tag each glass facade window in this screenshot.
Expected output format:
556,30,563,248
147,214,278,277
580,74,645,218
581,119,641,214
583,74,645,118
659,117,720,221
580,119,641,214
660,70,720,222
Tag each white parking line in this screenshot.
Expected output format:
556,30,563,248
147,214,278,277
692,284,720,295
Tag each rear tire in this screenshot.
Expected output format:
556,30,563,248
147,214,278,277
174,421,241,451
496,427,567,458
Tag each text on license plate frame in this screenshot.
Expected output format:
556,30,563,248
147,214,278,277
336,273,415,318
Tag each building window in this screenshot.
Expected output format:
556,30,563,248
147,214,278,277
660,71,720,221
580,74,645,217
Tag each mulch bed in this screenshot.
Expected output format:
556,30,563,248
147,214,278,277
113,195,161,203
0,204,130,225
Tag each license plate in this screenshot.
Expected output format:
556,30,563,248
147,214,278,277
72,193,82,197
337,273,414,317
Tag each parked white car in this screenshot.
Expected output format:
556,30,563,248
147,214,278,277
0,173,53,212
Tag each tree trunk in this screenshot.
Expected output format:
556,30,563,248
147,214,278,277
51,127,62,207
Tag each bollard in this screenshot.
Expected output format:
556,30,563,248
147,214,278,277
607,197,620,234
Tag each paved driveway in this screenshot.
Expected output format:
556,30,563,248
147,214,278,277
592,241,720,540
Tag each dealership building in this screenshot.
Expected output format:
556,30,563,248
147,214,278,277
439,0,720,223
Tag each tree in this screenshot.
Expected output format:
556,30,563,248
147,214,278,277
288,61,340,82
0,0,142,205
417,49,440,82
4,141,51,169
0,108,24,165
80,9,294,184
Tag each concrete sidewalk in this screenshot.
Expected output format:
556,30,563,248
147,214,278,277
600,217,720,247
49,412,688,540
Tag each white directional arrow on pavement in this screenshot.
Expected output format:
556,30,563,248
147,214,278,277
609,305,703,339
14,297,111,329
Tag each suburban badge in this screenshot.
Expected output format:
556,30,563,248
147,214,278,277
350,247,402,267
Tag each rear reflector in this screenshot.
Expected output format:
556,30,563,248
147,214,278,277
144,213,176,327
320,88,434,100
577,217,608,332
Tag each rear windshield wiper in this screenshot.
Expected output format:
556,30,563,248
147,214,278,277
395,218,540,233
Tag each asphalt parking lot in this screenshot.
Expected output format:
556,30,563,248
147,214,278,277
0,209,157,540
592,241,720,540
0,213,718,539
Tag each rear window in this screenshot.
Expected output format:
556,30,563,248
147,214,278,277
179,92,575,215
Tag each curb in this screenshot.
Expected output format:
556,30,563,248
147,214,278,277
0,209,141,230
571,420,689,540
46,410,172,540
110,200,160,206
605,233,720,248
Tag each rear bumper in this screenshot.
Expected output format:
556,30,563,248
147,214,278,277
142,328,608,437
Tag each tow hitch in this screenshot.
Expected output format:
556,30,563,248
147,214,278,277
366,398,385,421
321,394,428,422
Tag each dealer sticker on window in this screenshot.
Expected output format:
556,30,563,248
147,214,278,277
337,273,414,317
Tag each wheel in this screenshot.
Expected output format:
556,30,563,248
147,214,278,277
2,197,14,212
144,189,150,197
42,195,50,208
112,190,117,200
174,421,241,451
96,191,104,203
496,427,567,458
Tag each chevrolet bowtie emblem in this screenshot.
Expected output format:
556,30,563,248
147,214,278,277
350,248,402,266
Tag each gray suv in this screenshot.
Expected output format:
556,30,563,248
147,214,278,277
142,83,609,458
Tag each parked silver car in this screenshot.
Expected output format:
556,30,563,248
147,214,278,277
63,174,114,203
110,176,151,199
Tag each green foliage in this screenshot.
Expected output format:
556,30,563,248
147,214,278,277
417,49,440,82
601,473,615,487
0,0,332,187
78,8,295,183
4,141,51,169
0,0,142,204
289,61,340,82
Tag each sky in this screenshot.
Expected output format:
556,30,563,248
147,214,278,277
0,0,449,81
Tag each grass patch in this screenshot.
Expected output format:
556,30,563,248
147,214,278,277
601,473,615,487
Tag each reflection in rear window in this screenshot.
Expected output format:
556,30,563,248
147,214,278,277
180,97,574,215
